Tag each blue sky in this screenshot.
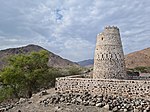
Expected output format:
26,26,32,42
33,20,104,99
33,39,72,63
0,0,150,62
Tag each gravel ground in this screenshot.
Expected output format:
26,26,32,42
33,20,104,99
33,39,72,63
3,88,107,112
8,103,108,112
1,88,149,112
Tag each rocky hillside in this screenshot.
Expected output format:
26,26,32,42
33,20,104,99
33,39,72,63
77,59,94,67
0,44,78,70
125,47,150,68
78,47,150,68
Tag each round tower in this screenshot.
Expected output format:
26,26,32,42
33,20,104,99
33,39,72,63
93,26,127,79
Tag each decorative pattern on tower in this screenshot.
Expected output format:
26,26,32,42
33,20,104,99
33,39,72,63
93,26,127,79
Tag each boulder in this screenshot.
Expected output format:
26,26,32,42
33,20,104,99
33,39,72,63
19,98,26,104
103,104,110,110
112,106,118,112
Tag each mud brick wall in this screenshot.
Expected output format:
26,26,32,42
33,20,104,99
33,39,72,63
55,78,150,99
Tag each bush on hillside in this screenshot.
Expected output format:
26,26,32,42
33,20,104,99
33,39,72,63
68,66,82,75
0,50,61,102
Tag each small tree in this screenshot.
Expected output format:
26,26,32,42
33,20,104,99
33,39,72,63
0,50,52,98
134,66,148,73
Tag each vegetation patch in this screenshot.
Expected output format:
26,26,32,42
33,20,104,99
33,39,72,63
0,50,63,102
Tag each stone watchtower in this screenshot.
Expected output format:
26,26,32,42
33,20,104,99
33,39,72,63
93,26,127,79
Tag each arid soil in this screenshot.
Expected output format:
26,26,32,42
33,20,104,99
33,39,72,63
6,88,108,112
2,88,149,112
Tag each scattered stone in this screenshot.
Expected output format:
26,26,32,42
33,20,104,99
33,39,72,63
5,105,13,111
28,100,32,104
55,106,62,111
112,106,118,112
19,98,26,104
97,97,102,103
145,106,150,111
133,109,139,112
39,90,48,97
0,108,6,112
137,105,142,110
96,103,103,107
89,101,95,106
76,97,82,103
37,92,150,112
83,101,89,106
66,103,71,106
123,108,128,112
60,97,65,102
103,104,110,110
135,101,140,106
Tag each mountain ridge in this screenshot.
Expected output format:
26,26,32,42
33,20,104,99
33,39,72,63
0,44,79,70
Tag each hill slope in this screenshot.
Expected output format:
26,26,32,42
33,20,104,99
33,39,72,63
78,47,150,68
125,47,150,68
77,59,94,67
0,44,78,70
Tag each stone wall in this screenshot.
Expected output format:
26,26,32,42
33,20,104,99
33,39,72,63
55,77,150,99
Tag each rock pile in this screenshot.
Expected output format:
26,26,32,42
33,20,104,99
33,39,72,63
0,98,31,112
0,104,14,112
40,92,150,112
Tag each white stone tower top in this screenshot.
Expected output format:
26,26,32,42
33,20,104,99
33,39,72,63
93,26,127,79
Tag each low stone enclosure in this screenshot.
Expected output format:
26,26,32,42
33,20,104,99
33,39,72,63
55,77,150,100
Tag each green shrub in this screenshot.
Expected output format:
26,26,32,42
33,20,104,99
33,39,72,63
0,50,62,99
68,66,82,75
0,87,14,102
134,66,150,73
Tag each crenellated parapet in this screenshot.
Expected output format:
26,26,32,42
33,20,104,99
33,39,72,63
104,26,119,30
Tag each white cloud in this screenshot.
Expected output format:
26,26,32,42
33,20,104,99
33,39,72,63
0,0,150,61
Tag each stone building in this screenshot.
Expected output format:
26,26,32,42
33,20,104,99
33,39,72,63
93,26,127,79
